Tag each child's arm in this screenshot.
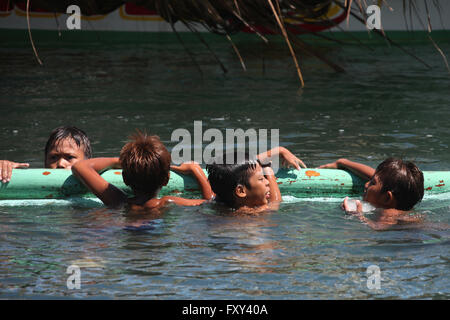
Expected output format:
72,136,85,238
0,160,30,183
170,162,214,200
263,165,282,211
257,147,306,170
71,158,128,207
157,162,214,207
356,214,391,231
156,196,208,207
318,158,375,180
342,197,391,231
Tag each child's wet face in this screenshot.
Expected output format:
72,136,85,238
363,174,385,207
243,166,271,207
45,138,86,169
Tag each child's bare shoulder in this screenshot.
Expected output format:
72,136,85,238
125,198,162,211
372,210,426,230
396,213,425,224
234,204,270,216
143,197,166,209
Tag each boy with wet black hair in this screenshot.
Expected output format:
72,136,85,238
0,126,92,183
44,126,92,168
319,158,425,230
206,146,304,214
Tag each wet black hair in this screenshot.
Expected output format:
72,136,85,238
44,126,92,159
375,158,424,211
206,152,258,208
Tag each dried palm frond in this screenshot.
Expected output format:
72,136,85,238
21,0,448,86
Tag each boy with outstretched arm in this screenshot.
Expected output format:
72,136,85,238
72,131,213,210
319,158,424,230
206,146,305,214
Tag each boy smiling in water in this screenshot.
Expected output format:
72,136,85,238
206,147,305,214
0,126,92,183
319,158,424,230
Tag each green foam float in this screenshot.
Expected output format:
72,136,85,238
0,168,448,201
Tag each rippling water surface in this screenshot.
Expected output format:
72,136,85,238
0,36,449,299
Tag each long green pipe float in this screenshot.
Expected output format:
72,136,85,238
0,168,448,200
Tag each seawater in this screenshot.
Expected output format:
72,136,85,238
0,36,449,299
